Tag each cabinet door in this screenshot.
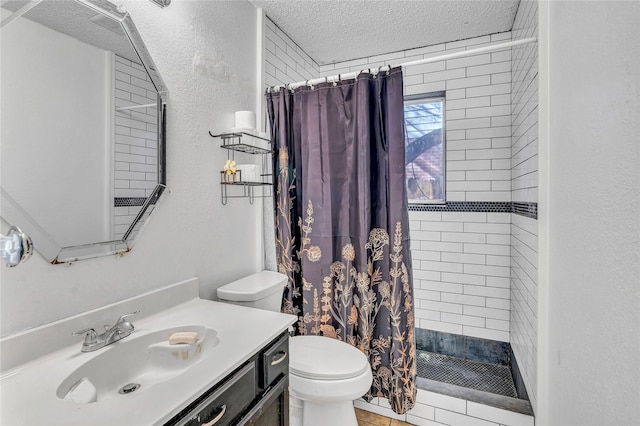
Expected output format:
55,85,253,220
261,334,289,389
239,375,288,426
176,362,256,426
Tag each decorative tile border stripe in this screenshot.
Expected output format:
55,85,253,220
114,197,159,207
511,202,538,219
114,197,147,207
409,201,538,219
409,201,511,213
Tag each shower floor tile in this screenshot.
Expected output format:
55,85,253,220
416,350,518,398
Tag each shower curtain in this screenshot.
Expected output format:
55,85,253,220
266,67,416,414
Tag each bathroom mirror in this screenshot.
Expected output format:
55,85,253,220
0,0,167,263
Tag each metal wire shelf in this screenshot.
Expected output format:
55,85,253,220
210,131,273,205
209,131,273,155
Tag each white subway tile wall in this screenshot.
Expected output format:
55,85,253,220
263,18,319,88
510,0,539,413
410,211,512,342
356,391,534,426
511,1,539,205
113,55,158,239
320,33,513,203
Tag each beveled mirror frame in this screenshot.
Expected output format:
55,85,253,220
0,0,167,264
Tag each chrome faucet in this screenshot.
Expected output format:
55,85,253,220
73,311,139,352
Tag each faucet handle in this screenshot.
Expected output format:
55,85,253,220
73,327,98,344
116,310,140,324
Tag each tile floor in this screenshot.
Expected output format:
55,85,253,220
355,408,411,426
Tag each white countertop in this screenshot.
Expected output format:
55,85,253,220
0,279,296,425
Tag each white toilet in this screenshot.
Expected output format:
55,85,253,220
217,271,373,426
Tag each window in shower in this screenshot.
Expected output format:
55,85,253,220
404,92,445,204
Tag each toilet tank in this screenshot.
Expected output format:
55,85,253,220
216,271,288,311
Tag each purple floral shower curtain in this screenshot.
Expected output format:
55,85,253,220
266,67,416,414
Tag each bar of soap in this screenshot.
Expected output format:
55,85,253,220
168,331,199,345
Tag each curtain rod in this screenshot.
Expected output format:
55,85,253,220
270,37,537,91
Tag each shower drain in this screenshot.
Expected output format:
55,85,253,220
118,383,141,394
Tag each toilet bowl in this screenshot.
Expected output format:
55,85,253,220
288,335,372,426
217,271,373,426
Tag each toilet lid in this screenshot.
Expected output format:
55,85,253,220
289,336,370,380
217,271,287,302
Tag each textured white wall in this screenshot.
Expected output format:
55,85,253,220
0,0,262,337
509,0,539,412
538,1,640,423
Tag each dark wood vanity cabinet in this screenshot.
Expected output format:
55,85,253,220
166,332,289,426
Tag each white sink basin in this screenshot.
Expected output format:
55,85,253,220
56,325,219,404
0,279,297,426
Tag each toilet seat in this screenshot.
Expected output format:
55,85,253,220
289,336,370,380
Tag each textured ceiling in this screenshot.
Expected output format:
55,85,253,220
249,0,520,65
